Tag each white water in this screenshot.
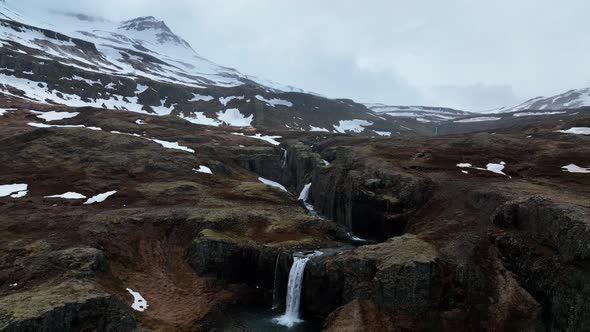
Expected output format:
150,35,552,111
273,252,321,327
298,183,317,215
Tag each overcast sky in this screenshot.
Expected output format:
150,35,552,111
13,0,590,111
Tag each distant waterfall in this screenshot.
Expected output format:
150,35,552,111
271,253,282,310
281,149,288,168
273,251,322,327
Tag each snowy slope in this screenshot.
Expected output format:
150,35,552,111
364,104,475,122
0,1,304,91
488,87,590,113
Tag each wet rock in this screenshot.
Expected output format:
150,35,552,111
185,229,283,289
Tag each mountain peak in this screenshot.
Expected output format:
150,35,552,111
119,16,192,50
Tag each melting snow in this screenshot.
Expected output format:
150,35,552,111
181,112,221,127
309,126,330,132
457,162,509,177
135,119,146,125
151,139,195,153
126,288,149,312
135,84,149,94
9,190,28,198
333,119,373,133
190,94,214,102
562,164,590,174
455,117,502,123
374,131,392,137
258,177,288,192
45,192,87,199
219,96,244,107
555,127,590,135
28,122,84,129
255,95,293,107
0,183,28,198
216,109,252,127
0,108,16,116
83,191,117,205
232,133,281,146
322,160,331,166
194,165,213,174
35,111,79,122
513,111,566,117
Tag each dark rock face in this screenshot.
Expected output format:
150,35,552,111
1,295,136,332
303,235,444,316
491,196,590,331
311,155,433,241
185,234,283,289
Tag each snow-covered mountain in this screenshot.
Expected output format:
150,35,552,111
488,87,590,113
0,0,584,137
0,1,425,135
364,104,476,123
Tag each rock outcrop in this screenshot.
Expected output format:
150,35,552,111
491,196,590,331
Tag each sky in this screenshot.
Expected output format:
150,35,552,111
12,0,590,111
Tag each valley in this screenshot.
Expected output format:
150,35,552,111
0,1,589,331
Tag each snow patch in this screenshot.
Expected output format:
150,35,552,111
219,96,244,107
151,139,195,153
217,109,252,127
555,127,590,135
135,84,149,94
457,162,509,177
374,131,391,137
126,288,149,312
232,133,281,146
333,120,373,133
258,177,288,192
190,94,214,102
513,111,566,117
309,126,329,132
0,183,28,198
455,117,501,123
0,108,16,116
35,111,79,122
255,95,293,107
45,192,87,199
181,112,221,127
562,164,590,174
83,191,117,205
193,165,213,175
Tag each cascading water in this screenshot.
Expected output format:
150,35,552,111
281,149,288,168
298,183,317,215
273,251,322,327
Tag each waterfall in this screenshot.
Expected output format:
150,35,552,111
273,256,310,327
273,251,322,327
298,183,317,215
281,149,288,168
271,253,282,310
